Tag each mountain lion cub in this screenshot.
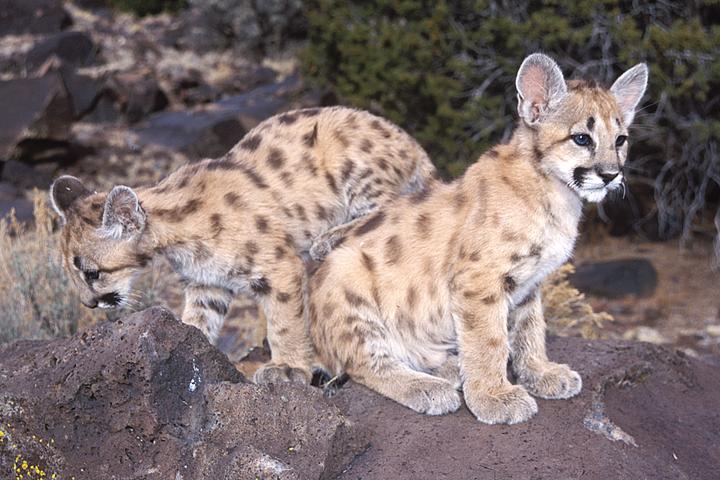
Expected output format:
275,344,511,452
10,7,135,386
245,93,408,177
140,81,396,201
49,106,436,384
308,54,648,424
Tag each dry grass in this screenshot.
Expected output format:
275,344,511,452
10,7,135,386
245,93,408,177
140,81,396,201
0,193,104,344
543,264,613,339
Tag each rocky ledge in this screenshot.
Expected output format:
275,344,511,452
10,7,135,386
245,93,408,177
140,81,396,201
1,307,718,479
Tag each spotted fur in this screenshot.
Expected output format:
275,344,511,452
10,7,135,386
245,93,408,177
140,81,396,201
49,106,437,384
308,54,648,424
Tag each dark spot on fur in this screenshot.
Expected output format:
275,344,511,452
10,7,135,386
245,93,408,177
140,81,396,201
415,213,431,237
303,123,318,148
370,119,391,138
195,297,228,316
325,172,339,194
250,277,271,295
385,235,402,264
267,148,286,169
377,157,389,171
293,204,307,221
274,246,286,259
487,149,499,158
240,134,262,151
302,152,318,176
360,139,373,153
280,171,294,187
333,129,349,148
463,290,479,299
245,241,259,256
210,213,223,237
206,159,239,171
361,251,375,271
453,192,467,211
278,113,298,124
255,215,269,233
239,165,269,189
344,289,369,307
315,204,329,221
503,275,516,292
410,186,431,203
355,211,385,236
482,294,498,305
510,252,523,263
340,158,355,183
587,116,595,130
276,291,291,303
529,244,543,257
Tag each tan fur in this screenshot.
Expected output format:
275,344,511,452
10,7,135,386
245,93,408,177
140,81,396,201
307,55,647,424
50,106,437,383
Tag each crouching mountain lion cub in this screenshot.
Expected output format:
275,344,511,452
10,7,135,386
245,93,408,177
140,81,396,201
49,106,437,384
308,54,648,424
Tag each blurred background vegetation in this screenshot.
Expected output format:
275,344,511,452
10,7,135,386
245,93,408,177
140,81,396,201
302,0,720,245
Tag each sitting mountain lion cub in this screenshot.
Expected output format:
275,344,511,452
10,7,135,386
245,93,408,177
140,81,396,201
308,54,648,424
49,106,436,384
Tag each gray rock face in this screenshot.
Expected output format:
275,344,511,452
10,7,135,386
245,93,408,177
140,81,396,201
0,307,366,480
0,73,74,161
0,0,71,36
132,75,302,159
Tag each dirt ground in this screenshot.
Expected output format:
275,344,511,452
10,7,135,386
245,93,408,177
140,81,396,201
574,234,720,357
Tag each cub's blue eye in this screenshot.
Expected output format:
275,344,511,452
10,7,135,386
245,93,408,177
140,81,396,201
572,134,592,147
616,135,627,147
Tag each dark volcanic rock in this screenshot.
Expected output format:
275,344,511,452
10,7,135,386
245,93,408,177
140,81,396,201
330,337,720,480
0,307,366,479
25,31,95,72
570,258,658,299
133,75,301,159
0,73,73,161
0,0,71,36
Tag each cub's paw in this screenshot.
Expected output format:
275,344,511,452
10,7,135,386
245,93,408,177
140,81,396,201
464,383,538,425
400,378,462,416
253,363,311,385
520,363,582,400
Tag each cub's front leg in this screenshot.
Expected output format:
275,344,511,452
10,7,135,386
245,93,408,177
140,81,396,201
452,280,537,425
181,284,234,344
508,290,582,399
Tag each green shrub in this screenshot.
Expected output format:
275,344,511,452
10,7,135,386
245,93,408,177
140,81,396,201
302,0,720,240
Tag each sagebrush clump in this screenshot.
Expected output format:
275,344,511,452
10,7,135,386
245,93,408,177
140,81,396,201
302,0,720,242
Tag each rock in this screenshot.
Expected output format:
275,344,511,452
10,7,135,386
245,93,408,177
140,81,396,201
329,338,720,479
24,31,95,72
0,73,74,161
107,71,169,124
1,159,54,189
622,326,669,344
0,307,366,479
706,325,720,337
570,258,658,299
133,75,301,159
0,0,71,36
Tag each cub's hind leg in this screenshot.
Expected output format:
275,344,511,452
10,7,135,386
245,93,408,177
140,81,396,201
181,284,233,344
509,291,582,399
252,253,315,385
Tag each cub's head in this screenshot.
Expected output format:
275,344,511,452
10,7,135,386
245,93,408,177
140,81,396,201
50,176,149,309
516,53,648,202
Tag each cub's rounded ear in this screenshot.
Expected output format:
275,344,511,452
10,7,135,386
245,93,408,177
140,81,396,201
516,53,567,125
611,63,648,125
49,175,92,223
100,186,146,239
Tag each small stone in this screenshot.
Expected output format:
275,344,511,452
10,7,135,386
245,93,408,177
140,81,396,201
705,325,720,337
